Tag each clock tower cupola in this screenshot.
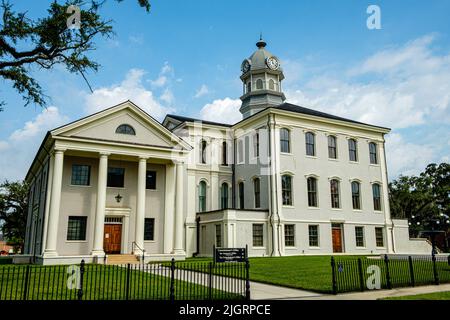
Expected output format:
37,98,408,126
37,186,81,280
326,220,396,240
239,36,286,119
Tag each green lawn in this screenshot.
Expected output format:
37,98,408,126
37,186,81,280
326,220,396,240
0,264,242,300
187,255,365,293
382,291,450,300
186,255,450,294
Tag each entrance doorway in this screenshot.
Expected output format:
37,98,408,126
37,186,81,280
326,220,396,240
104,217,123,254
332,223,344,253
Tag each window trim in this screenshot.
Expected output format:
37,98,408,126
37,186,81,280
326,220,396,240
308,225,320,248
70,164,91,186
252,223,264,248
375,227,385,248
284,224,295,247
115,124,136,135
198,180,207,212
144,218,155,241
355,226,365,248
107,167,125,188
66,216,87,242
306,176,319,208
280,128,291,154
328,135,338,159
220,182,229,210
238,181,245,210
281,174,293,207
305,132,316,157
372,182,382,212
348,138,358,162
330,178,341,209
253,177,261,209
369,142,379,165
351,180,362,211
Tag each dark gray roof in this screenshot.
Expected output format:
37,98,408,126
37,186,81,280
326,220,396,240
272,103,390,130
165,114,233,127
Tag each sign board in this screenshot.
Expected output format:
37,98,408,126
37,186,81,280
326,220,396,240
214,247,247,263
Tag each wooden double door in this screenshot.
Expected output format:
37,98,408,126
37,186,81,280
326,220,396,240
103,224,122,254
332,224,344,253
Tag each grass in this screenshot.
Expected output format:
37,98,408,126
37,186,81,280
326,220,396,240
382,291,450,300
186,255,450,294
0,263,242,300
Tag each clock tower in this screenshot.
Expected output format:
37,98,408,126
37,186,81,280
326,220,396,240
239,37,286,119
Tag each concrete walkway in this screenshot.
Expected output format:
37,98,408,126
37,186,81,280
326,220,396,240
250,282,322,300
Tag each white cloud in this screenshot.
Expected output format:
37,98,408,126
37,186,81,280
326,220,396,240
385,133,435,177
200,98,242,124
0,107,68,181
150,75,167,87
194,84,209,98
160,88,174,104
283,35,450,178
150,62,174,88
84,68,173,120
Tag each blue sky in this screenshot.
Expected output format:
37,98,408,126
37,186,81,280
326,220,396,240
1,0,449,181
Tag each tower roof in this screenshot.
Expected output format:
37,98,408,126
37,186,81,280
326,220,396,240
247,37,280,71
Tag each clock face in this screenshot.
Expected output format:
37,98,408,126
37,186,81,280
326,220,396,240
266,56,280,70
241,60,250,73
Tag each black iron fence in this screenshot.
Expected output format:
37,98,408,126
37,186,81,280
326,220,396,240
0,259,250,301
331,254,450,294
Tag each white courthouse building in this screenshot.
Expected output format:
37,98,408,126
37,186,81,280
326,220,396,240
24,38,431,264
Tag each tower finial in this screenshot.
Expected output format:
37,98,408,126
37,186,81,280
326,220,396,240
256,33,266,48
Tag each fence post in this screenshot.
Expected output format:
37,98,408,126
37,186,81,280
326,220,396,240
331,257,337,295
22,265,31,301
357,258,365,292
208,262,213,300
170,258,175,302
432,252,440,285
77,260,85,300
125,263,131,300
245,258,250,300
384,254,392,289
408,256,415,287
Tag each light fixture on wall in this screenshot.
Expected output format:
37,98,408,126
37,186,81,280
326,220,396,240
115,193,123,203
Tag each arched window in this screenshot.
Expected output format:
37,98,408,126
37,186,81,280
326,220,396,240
280,128,290,153
253,132,259,158
200,140,207,164
199,181,207,212
256,79,263,90
238,182,245,209
328,135,337,159
369,142,378,164
115,124,136,135
221,183,229,209
222,141,228,166
269,79,275,90
330,179,340,208
282,175,292,206
238,139,244,163
247,82,251,93
351,181,361,210
254,178,261,209
305,132,316,156
372,183,381,211
348,139,358,162
307,177,318,207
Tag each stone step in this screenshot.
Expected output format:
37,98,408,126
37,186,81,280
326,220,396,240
106,254,140,265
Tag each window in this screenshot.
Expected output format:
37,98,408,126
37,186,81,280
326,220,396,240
282,175,292,206
375,227,384,247
372,183,381,211
71,165,91,186
200,140,207,164
253,132,259,158
215,224,222,247
269,79,275,90
146,170,157,190
199,181,207,212
328,135,337,159
247,82,251,93
307,177,318,207
305,132,315,156
107,167,125,188
222,141,228,165
330,179,340,209
144,218,155,241
351,181,361,210
256,79,263,90
238,139,244,163
115,124,135,135
369,142,378,164
221,183,229,209
67,216,87,241
355,226,365,247
284,224,295,247
348,139,358,162
254,178,261,208
252,224,264,247
308,225,319,247
280,128,290,153
238,182,244,209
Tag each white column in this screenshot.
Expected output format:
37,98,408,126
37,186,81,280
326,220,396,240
173,161,185,255
164,163,176,254
43,149,64,257
211,173,219,210
134,156,147,254
269,116,281,256
92,152,109,256
380,141,394,253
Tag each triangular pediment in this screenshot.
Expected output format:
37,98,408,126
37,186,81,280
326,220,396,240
51,101,191,150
